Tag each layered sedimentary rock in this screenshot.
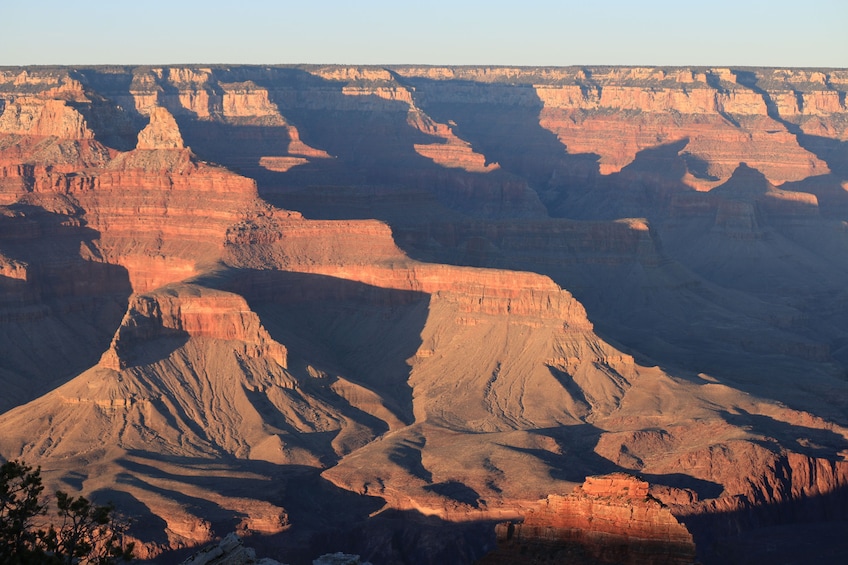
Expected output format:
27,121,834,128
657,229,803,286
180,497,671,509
482,474,695,565
1,65,847,564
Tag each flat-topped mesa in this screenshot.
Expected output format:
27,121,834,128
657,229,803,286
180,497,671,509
219,80,288,121
312,66,396,83
483,473,696,565
225,214,593,324
393,66,847,110
100,285,287,371
580,473,650,498
390,65,709,84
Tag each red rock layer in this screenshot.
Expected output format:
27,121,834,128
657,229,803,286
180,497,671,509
99,285,288,371
0,97,94,139
1,65,847,562
0,95,263,291
482,474,696,565
393,65,844,191
224,213,593,323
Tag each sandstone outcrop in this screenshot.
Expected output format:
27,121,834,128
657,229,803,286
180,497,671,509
1,64,847,564
99,285,288,370
481,474,695,565
136,106,185,150
0,97,94,139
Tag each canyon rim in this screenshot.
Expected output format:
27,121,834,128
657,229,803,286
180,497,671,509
0,64,847,564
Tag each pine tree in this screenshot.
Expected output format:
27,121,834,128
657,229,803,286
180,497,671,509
0,460,134,564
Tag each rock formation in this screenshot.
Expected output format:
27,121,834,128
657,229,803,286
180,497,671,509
481,474,696,564
0,65,847,564
180,533,285,565
136,107,185,150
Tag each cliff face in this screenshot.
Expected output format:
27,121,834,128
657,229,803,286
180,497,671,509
0,65,847,564
482,474,695,565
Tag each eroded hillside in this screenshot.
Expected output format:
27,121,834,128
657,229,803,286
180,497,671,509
0,65,847,564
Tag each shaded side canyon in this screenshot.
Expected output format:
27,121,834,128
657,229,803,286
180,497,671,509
1,65,847,564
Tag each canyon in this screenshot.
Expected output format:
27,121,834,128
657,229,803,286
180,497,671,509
0,64,846,564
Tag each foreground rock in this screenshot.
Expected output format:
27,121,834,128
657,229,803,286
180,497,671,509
179,533,373,565
181,532,285,565
481,474,695,565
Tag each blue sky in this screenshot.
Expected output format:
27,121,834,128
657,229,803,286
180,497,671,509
2,0,845,67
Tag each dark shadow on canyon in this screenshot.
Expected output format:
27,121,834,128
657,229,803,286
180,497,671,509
258,505,497,565
517,425,618,482
0,202,132,413
120,450,496,565
720,409,848,459
89,487,172,548
111,334,191,370
242,386,357,467
65,66,848,421
224,68,554,221
123,446,848,565
392,71,603,206
734,69,848,217
388,436,433,484
425,481,481,508
522,425,725,501
73,68,149,151
682,484,848,565
202,268,431,426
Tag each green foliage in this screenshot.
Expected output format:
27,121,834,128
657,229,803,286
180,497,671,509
0,460,134,564
0,460,47,563
44,492,135,565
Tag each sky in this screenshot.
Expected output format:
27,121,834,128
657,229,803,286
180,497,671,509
2,0,846,68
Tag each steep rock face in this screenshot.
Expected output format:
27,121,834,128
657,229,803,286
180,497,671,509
81,153,258,292
100,285,288,370
662,444,848,563
481,474,696,565
136,106,185,149
409,110,498,173
0,197,131,412
224,212,594,322
0,121,258,293
0,97,94,139
528,67,835,183
0,64,847,564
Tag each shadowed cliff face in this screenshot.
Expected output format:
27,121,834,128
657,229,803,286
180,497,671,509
0,200,131,411
0,65,847,564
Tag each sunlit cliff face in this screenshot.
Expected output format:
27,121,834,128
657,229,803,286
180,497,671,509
0,65,846,564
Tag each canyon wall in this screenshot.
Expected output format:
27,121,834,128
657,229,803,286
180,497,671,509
0,65,847,564
482,474,696,565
